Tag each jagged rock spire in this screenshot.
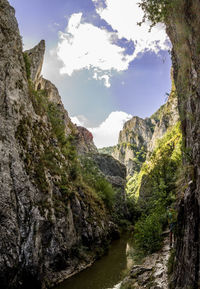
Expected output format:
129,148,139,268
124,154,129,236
24,39,45,83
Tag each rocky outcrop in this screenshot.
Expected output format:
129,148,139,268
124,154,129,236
92,153,129,220
112,117,154,175
37,76,76,136
75,125,129,221
148,75,179,153
92,153,126,189
121,237,170,289
118,117,154,148
25,40,45,83
164,1,200,288
76,126,98,154
0,1,124,288
112,78,179,177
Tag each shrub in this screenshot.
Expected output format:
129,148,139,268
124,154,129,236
94,178,115,209
134,210,164,254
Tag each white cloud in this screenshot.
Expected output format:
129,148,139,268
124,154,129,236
56,1,169,87
71,116,83,126
70,115,91,127
71,111,132,148
97,74,111,87
93,0,169,58
92,70,111,87
56,13,134,86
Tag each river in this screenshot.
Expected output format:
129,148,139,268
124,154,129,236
55,235,134,289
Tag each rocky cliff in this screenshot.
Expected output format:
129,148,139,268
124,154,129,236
112,77,179,176
0,1,127,288
112,117,153,176
164,1,200,288
126,1,200,287
75,126,98,154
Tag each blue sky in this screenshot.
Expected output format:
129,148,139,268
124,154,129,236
10,0,172,147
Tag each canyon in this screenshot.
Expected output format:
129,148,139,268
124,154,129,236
1,0,200,289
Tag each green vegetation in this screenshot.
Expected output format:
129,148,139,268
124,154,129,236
167,248,176,275
132,146,147,172
114,142,148,176
98,146,115,156
138,0,178,27
127,122,182,256
151,103,165,123
134,208,165,255
16,79,80,207
23,52,31,79
80,157,116,210
16,76,119,218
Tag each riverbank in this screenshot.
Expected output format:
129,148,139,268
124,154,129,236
120,237,170,289
54,235,133,289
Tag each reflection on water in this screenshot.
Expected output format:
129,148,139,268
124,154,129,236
55,236,133,289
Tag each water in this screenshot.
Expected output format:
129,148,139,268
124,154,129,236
55,235,134,289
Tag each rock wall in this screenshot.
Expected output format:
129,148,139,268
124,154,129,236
92,153,129,220
112,78,179,176
0,1,126,288
165,1,200,288
76,126,98,154
148,74,179,153
121,237,170,289
25,40,45,84
112,116,154,176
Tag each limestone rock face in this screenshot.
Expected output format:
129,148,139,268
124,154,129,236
92,153,126,189
112,80,179,176
118,117,153,147
75,126,129,220
75,125,128,217
36,77,62,105
25,40,45,83
112,117,154,175
36,76,77,136
92,153,129,220
148,78,179,153
121,237,170,289
0,1,123,288
165,1,200,288
76,126,98,154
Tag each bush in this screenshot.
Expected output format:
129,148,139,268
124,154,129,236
95,178,115,209
134,210,164,254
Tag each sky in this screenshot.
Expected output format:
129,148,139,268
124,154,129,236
9,0,172,148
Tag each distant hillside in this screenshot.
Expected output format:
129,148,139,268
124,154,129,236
98,146,116,155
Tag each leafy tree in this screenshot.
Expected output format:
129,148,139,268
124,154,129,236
138,0,178,27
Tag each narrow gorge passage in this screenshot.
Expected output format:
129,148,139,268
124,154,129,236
55,235,133,289
2,1,200,289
